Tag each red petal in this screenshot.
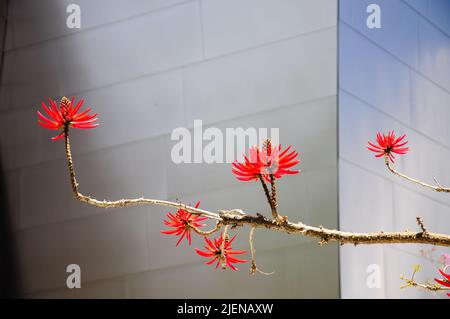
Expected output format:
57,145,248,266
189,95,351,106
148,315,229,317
205,256,218,265
195,248,213,258
161,229,180,235
439,269,450,282
226,260,237,270
227,255,247,263
51,131,65,141
435,278,450,287
49,98,63,122
38,120,58,130
175,231,186,247
68,98,84,117
41,101,59,121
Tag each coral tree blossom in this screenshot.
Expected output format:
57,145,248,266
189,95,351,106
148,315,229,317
367,131,409,163
37,96,98,140
195,233,247,270
161,201,206,246
434,268,450,297
232,142,300,182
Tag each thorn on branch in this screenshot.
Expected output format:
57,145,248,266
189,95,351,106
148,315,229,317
416,217,428,235
256,212,265,220
432,177,448,192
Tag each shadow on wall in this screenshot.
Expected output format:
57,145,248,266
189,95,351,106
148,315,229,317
0,0,20,299
0,150,21,298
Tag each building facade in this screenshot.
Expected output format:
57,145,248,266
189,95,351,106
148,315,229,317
0,0,449,298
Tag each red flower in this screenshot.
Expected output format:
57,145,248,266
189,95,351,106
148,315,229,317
37,96,98,140
434,268,450,297
367,131,409,163
195,233,247,271
232,143,300,182
161,201,207,246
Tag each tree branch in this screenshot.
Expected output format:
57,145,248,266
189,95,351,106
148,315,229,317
249,226,274,275
385,155,450,192
220,226,229,269
400,276,450,293
416,217,427,234
269,174,278,217
258,174,277,219
63,128,450,247
400,265,450,295
64,127,221,221
191,221,221,236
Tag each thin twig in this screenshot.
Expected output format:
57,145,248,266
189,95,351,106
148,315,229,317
269,174,278,217
416,217,427,234
385,155,450,192
400,266,450,294
191,221,221,236
220,226,229,269
249,227,274,275
64,127,220,220
258,174,276,218
400,276,449,292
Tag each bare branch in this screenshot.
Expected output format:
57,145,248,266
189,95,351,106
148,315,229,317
269,174,279,219
220,226,229,269
416,217,427,234
400,265,450,294
192,221,221,236
400,276,449,293
249,227,274,275
63,127,221,221
385,155,450,193
63,128,450,247
222,214,450,247
258,174,277,219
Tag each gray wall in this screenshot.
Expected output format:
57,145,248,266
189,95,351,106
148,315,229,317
339,0,450,298
0,0,338,298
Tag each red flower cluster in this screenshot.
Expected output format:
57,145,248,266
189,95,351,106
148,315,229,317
367,131,409,163
37,96,98,140
195,234,247,271
161,201,206,246
434,268,450,297
161,202,248,270
232,143,300,182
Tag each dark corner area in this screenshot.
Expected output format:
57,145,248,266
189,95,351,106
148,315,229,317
0,0,20,299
